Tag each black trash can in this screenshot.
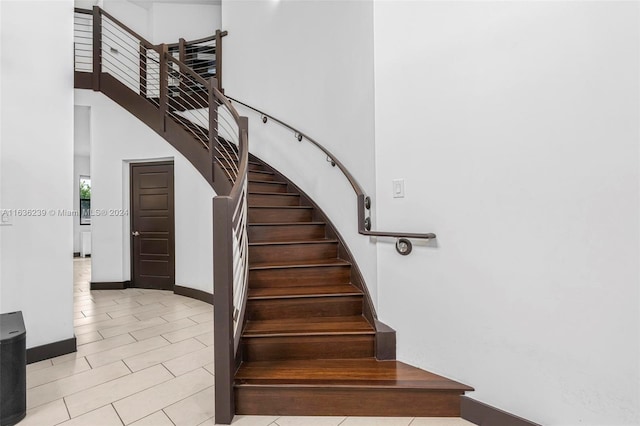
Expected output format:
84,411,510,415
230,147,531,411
0,311,26,426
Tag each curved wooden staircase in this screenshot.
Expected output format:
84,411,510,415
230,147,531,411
230,155,473,416
73,7,473,422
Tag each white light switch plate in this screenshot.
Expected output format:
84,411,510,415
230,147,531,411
392,179,405,198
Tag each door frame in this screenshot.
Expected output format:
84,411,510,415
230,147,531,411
129,160,175,289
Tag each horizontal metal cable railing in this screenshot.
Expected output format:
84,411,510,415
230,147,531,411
167,31,226,93
74,9,93,72
73,7,248,424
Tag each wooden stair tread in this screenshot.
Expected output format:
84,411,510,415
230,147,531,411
249,192,299,196
249,258,350,270
244,316,374,336
248,284,362,300
249,206,312,210
249,239,337,247
249,222,325,226
236,359,473,391
249,179,287,185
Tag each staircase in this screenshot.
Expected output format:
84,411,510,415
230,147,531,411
223,155,474,416
74,7,473,423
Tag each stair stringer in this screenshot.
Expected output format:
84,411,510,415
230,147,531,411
245,152,396,360
75,71,231,196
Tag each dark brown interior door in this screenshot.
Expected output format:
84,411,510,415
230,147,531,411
130,161,175,290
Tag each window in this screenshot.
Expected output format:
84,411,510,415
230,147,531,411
80,176,91,225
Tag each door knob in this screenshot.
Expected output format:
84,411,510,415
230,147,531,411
132,231,140,236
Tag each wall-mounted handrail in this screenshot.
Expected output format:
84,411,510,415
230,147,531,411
228,97,362,195
227,97,436,247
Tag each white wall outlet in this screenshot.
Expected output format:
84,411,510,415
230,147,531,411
392,179,405,198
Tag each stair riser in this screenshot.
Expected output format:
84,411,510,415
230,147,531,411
248,208,313,223
249,265,351,288
242,335,374,361
249,171,277,181
247,296,363,320
249,243,337,264
248,182,288,193
249,193,300,207
248,224,326,243
235,387,463,416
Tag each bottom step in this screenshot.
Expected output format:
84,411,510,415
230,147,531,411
235,359,473,417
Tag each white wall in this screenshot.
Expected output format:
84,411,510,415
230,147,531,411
222,0,379,305
93,0,221,45
150,2,221,44
74,106,91,254
100,0,151,40
374,2,639,425
0,0,75,349
74,89,215,294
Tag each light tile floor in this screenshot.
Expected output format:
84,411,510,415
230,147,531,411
21,258,473,426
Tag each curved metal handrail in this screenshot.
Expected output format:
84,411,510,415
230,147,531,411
229,97,363,196
227,97,436,244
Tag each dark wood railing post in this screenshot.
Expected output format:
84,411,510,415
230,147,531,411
92,6,101,91
209,78,219,183
213,195,235,425
178,38,186,63
139,44,147,98
215,30,223,92
159,44,168,131
239,116,248,158
178,38,188,104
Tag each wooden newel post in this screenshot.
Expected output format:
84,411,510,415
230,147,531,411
92,6,101,91
213,195,235,425
159,44,168,131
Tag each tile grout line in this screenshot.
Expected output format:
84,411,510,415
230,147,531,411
161,409,178,426
128,331,140,343
160,362,177,378
62,397,72,422
84,355,95,369
111,403,126,425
